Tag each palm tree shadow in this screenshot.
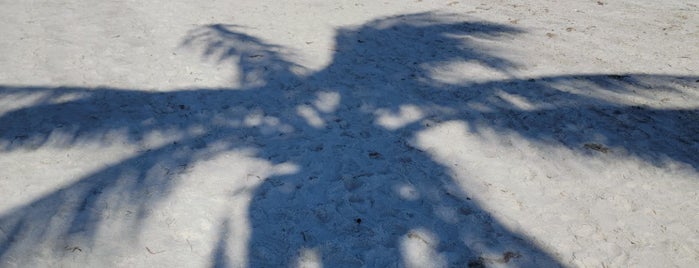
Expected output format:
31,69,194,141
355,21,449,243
189,13,699,267
0,11,697,267
212,14,559,267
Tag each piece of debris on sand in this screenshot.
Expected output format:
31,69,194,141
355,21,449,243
584,143,611,153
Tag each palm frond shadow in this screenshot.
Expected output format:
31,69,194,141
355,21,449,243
0,12,697,267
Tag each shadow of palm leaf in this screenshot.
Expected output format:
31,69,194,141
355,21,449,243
0,12,697,267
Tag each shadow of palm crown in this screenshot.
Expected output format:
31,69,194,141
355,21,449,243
0,12,697,267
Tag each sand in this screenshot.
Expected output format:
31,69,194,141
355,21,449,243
1,1,698,267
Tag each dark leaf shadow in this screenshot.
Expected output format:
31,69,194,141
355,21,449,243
212,219,231,268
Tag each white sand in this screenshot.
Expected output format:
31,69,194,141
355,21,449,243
1,1,698,267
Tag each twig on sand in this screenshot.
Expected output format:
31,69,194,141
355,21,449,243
146,247,165,255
